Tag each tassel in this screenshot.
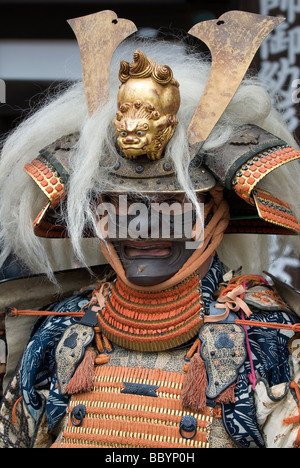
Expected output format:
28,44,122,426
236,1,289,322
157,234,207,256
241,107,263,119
181,353,208,412
215,381,236,404
65,346,97,395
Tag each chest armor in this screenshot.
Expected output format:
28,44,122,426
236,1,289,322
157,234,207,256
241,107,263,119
52,344,234,449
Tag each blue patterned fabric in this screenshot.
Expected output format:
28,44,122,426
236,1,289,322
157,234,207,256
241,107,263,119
20,294,90,429
201,255,224,311
222,310,296,448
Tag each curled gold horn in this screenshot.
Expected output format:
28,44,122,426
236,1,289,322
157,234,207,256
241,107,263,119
119,50,179,87
130,50,154,78
153,64,175,86
119,61,131,83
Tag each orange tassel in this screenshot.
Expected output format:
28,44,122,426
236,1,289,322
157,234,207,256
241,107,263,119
215,381,236,404
181,353,208,412
65,346,96,395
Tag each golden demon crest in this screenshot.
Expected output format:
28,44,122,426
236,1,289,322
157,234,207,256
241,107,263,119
113,50,180,160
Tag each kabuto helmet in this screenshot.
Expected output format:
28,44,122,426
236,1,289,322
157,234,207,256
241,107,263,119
22,10,300,287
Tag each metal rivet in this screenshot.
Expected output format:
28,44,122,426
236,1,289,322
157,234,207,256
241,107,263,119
135,165,144,173
163,162,172,171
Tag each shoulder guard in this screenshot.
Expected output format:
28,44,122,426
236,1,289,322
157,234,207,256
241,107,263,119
202,124,300,235
24,133,78,205
24,133,78,237
202,124,290,192
243,284,291,313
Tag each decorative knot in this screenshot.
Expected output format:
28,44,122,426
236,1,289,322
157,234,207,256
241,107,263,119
205,285,252,323
92,282,111,308
81,282,111,313
10,307,19,316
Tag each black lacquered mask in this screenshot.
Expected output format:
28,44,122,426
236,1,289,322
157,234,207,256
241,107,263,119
95,193,207,286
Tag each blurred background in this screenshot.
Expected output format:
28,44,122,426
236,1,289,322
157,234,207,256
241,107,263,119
0,0,299,287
